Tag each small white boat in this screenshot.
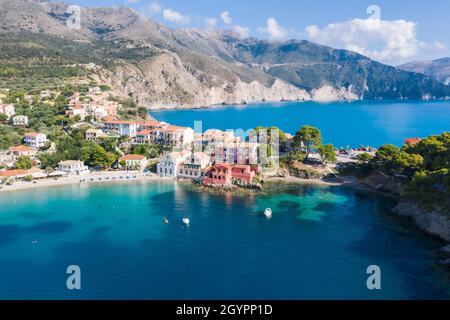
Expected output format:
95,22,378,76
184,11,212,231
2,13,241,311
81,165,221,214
163,216,170,224
182,217,190,226
31,240,39,244
264,208,273,219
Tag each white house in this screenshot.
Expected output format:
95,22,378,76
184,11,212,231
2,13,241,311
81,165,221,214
0,104,15,119
58,160,89,176
103,120,139,137
178,152,211,180
157,151,188,178
164,125,194,149
135,129,152,145
119,154,148,170
12,115,28,127
86,128,106,141
88,87,101,94
8,145,36,158
212,141,259,165
71,106,86,120
24,132,47,149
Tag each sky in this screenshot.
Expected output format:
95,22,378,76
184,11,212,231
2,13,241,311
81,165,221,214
67,0,450,66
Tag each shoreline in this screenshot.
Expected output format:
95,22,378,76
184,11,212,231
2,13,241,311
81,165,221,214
148,98,444,112
0,171,173,194
0,170,395,200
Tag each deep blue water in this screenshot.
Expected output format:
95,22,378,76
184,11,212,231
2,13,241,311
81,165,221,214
0,181,449,299
152,101,450,148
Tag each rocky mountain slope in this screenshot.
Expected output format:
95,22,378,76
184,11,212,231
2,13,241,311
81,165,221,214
1,0,449,109
399,58,450,85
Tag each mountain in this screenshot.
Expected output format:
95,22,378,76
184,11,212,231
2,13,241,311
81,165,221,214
0,0,449,109
399,58,450,85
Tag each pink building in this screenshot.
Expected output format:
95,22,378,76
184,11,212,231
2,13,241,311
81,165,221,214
230,165,257,183
203,164,232,185
203,164,257,185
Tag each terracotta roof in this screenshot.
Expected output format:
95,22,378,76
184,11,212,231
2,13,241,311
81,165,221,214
166,125,189,132
142,120,160,127
24,132,42,137
59,160,84,165
120,154,146,161
405,138,422,145
137,129,152,135
0,169,29,177
9,145,34,152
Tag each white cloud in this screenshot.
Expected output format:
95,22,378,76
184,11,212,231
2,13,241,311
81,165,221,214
163,8,190,25
233,25,250,39
205,18,217,29
125,0,139,4
220,11,232,25
305,18,446,65
258,18,287,41
147,2,162,15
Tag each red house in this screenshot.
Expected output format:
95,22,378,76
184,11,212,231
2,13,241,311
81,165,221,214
230,165,257,183
203,164,257,185
203,164,232,185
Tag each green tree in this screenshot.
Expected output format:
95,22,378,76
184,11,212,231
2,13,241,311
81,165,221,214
293,125,322,160
391,152,424,175
0,113,8,123
80,142,114,169
357,152,374,163
138,107,148,119
319,144,337,164
15,156,33,170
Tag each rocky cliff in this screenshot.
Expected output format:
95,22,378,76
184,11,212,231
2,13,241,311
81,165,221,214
392,201,450,242
1,0,449,109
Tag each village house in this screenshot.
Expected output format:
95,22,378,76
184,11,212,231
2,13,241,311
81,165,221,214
0,167,46,179
12,115,28,127
103,119,139,137
203,164,232,185
164,125,194,149
71,105,86,120
157,151,188,178
203,164,257,186
140,120,163,130
40,90,51,99
0,104,15,119
211,141,259,165
8,145,37,159
135,129,153,145
86,128,106,141
202,129,236,147
0,168,44,181
88,87,101,94
58,160,89,176
119,154,148,170
178,152,211,181
24,132,47,149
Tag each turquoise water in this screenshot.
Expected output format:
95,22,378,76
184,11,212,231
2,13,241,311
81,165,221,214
152,101,450,148
0,181,449,299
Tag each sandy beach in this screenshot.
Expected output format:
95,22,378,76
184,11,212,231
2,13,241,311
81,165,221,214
0,171,172,193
